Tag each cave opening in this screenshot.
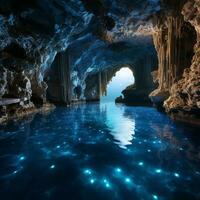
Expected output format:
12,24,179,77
100,67,135,103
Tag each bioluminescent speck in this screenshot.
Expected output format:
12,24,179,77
19,156,25,161
50,165,55,169
174,173,180,178
84,169,92,175
90,178,95,184
125,178,131,183
152,195,158,200
138,162,144,166
155,169,162,173
115,168,122,173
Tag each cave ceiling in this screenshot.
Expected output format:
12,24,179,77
0,0,160,75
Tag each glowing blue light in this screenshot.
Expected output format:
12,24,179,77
152,195,158,200
50,165,55,169
153,141,156,144
13,170,18,174
103,179,111,188
147,149,151,152
155,169,162,173
56,145,61,149
115,168,122,173
103,179,108,183
138,162,144,166
84,169,92,175
90,179,95,184
19,156,25,161
179,147,183,151
125,178,131,183
105,183,110,188
174,173,180,178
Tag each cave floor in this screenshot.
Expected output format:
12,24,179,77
0,102,199,200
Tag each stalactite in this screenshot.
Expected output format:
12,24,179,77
150,4,197,109
164,0,200,124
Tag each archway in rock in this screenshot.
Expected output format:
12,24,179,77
101,67,135,103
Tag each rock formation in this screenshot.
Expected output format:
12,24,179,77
150,1,197,109
148,0,200,123
164,0,200,124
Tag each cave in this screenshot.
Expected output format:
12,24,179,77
0,1,200,200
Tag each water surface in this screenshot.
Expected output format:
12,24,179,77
0,103,200,200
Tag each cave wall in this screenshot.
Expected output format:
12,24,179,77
150,0,200,122
46,50,71,104
150,1,197,106
164,0,200,123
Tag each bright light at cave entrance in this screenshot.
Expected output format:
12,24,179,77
101,67,135,102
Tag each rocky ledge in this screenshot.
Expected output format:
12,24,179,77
116,85,153,106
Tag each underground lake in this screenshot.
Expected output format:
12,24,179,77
0,102,200,200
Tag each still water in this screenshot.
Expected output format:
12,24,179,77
0,103,199,200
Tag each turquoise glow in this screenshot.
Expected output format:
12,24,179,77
115,168,122,173
19,156,25,161
90,178,95,184
138,162,144,166
50,165,55,169
155,169,162,173
103,179,111,188
174,173,180,178
153,195,158,200
84,169,92,175
125,178,131,183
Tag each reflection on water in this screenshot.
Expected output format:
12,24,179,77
101,103,135,149
0,103,200,200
